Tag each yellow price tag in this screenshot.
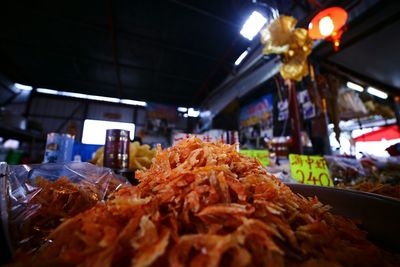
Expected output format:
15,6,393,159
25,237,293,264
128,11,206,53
240,150,270,166
289,154,333,187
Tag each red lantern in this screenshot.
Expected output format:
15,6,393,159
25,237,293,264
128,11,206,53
308,7,348,51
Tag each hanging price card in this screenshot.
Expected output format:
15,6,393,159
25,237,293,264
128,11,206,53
289,154,333,187
240,150,270,166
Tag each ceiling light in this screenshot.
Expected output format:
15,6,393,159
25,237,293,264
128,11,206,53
319,16,334,36
120,99,147,106
187,108,200,117
14,83,32,91
177,107,188,112
37,88,59,95
234,50,249,66
240,11,267,41
308,7,348,51
35,87,147,106
86,95,120,103
346,81,363,92
183,113,188,118
60,91,88,99
367,87,388,99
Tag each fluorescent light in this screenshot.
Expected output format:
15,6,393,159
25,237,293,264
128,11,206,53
183,113,188,118
82,119,135,145
319,16,334,36
60,91,88,99
346,81,364,92
367,87,388,99
240,11,267,41
35,87,147,106
234,50,249,66
3,139,20,149
177,107,188,112
86,95,120,103
37,88,59,95
14,83,32,91
120,99,147,106
187,108,200,117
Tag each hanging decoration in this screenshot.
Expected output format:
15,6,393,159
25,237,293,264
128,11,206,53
308,7,348,52
260,16,313,81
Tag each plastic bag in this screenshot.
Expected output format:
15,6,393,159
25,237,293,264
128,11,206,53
324,156,366,185
0,162,128,258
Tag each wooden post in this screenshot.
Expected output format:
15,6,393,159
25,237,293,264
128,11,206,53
288,80,303,154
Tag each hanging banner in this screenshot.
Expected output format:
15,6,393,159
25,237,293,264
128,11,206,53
297,90,315,119
277,99,289,121
289,154,333,187
239,94,273,128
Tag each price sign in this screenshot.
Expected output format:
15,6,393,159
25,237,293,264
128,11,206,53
289,154,333,187
240,150,270,166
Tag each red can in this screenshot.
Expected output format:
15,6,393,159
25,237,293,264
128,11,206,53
104,129,130,170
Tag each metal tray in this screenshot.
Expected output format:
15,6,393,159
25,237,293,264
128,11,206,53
287,183,400,252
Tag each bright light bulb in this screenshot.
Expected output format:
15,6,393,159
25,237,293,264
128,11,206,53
187,108,200,118
346,81,364,92
120,99,147,106
177,107,188,112
240,11,267,41
14,83,32,91
37,88,59,95
234,50,249,66
319,16,334,36
367,87,388,99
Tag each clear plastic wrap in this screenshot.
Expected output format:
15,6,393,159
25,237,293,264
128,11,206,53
324,156,366,185
0,162,128,258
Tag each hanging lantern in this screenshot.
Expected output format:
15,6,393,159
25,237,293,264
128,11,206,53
308,7,348,52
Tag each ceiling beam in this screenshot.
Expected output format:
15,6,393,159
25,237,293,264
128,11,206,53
11,12,219,62
167,0,239,28
0,39,204,84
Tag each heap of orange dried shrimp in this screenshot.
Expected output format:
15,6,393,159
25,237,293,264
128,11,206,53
17,138,398,267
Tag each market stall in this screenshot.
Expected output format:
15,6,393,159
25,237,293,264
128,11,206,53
0,0,400,266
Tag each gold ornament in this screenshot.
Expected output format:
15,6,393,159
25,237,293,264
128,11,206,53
261,16,313,81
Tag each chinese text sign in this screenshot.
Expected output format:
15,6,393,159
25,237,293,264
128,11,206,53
289,154,333,187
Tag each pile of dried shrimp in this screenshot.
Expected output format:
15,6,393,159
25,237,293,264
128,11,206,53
15,138,399,267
